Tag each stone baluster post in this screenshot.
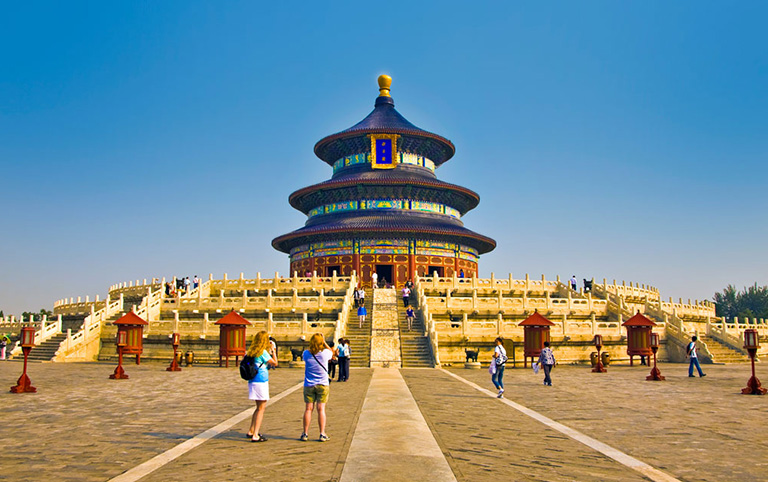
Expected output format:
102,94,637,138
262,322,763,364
462,313,468,337
302,312,308,335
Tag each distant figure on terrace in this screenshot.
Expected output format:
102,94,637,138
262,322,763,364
0,334,8,360
459,269,465,278
570,275,577,291
193,275,200,289
184,276,191,292
583,278,592,292
165,282,172,296
371,272,378,289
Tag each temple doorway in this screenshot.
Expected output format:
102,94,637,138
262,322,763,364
326,265,340,277
375,264,393,287
428,266,444,277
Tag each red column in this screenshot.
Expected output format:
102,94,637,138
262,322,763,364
408,254,416,281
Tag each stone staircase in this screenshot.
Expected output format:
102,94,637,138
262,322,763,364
346,295,372,368
27,334,67,361
398,301,433,368
699,335,751,363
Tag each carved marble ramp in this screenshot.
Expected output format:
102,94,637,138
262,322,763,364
340,368,456,482
369,288,401,368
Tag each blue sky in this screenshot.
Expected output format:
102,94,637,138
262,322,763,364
1,2,766,315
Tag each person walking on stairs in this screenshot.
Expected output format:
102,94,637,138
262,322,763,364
402,286,411,307
354,286,361,307
301,333,334,442
491,337,508,398
371,272,378,289
687,335,706,377
357,304,367,328
405,306,415,331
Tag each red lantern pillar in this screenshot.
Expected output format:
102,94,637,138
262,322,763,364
592,334,607,373
110,330,129,380
10,327,37,393
167,332,182,372
622,312,655,366
214,310,252,367
742,329,766,395
646,332,665,381
519,311,555,368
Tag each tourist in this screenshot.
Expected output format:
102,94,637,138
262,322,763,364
358,287,365,308
371,271,378,289
327,340,338,381
570,275,577,291
337,338,350,382
491,337,508,398
583,278,593,293
165,282,172,296
402,285,411,307
184,276,191,292
687,335,706,377
354,286,361,307
245,331,278,442
459,269,465,278
405,306,415,331
357,304,367,328
193,275,200,289
405,279,414,290
269,336,278,363
301,333,334,442
537,341,556,386
0,334,8,360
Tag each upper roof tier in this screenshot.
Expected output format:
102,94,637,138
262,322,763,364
314,76,456,166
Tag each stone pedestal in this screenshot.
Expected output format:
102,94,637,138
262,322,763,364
289,360,305,369
464,362,482,369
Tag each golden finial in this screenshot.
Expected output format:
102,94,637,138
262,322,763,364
378,75,392,97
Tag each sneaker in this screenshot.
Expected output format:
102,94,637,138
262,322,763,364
689,375,695,378
497,388,504,398
319,434,330,442
300,433,308,442
701,374,707,377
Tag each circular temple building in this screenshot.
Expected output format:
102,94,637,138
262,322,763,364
272,76,496,287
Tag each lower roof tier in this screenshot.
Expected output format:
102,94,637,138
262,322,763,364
272,211,496,255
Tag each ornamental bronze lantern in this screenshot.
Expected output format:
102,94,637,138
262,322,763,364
742,329,766,395
10,327,37,393
646,332,665,381
167,332,182,372
592,334,607,373
110,330,130,380
622,312,655,366
214,310,252,367
519,311,555,368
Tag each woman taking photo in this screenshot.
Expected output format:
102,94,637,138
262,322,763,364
301,333,335,442
245,331,278,442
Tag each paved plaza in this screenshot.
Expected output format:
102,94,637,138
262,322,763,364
1,360,767,481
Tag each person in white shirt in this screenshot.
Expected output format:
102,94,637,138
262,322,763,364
687,335,706,377
491,337,508,398
401,286,411,307
570,276,577,291
371,272,378,289
193,275,200,289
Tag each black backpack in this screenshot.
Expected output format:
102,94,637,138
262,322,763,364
240,355,264,381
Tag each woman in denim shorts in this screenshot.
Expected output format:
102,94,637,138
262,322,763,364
300,333,335,442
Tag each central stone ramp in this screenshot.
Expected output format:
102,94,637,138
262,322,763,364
369,288,401,367
340,369,456,482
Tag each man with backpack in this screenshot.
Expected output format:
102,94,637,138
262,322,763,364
687,335,706,378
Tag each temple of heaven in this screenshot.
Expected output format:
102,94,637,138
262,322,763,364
272,75,496,287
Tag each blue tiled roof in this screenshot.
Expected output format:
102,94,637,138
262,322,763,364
314,96,455,166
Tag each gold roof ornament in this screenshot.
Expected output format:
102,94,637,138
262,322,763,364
378,74,392,97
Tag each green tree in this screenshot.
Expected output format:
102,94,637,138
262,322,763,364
714,283,768,321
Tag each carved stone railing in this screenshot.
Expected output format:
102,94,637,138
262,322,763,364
53,295,125,362
414,279,439,367
10,315,63,358
333,272,357,342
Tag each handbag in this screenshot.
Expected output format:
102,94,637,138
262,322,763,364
489,362,497,375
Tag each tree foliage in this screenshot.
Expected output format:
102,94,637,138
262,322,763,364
714,284,768,321
20,309,53,320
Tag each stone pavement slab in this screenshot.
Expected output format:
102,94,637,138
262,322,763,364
141,369,373,482
0,361,302,482
402,369,649,482
340,368,456,482
450,364,768,482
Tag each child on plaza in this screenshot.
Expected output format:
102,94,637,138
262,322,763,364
537,341,556,386
301,333,335,442
245,331,278,442
491,337,508,398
